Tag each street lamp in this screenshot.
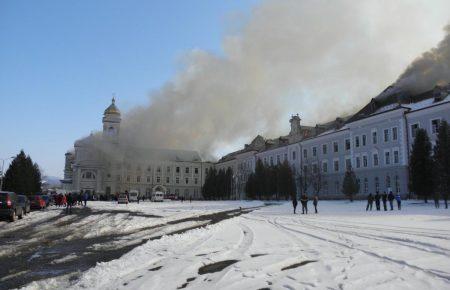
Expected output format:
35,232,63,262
0,156,14,191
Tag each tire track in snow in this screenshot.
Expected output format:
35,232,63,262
272,217,450,283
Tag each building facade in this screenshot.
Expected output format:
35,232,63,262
216,85,450,199
61,98,213,198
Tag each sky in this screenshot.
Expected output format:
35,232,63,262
0,0,260,177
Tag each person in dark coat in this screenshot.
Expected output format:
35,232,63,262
374,192,381,211
300,194,308,214
292,198,298,214
313,195,319,214
388,191,395,210
66,193,73,214
433,192,440,209
382,191,388,211
366,193,374,211
83,192,89,207
395,193,401,210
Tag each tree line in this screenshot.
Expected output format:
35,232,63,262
201,167,233,200
245,159,296,200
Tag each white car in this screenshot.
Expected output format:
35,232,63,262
128,190,140,203
117,194,128,204
151,191,164,202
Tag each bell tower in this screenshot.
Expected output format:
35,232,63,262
102,96,121,142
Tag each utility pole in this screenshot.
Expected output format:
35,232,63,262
0,157,14,191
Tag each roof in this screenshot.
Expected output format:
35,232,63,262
104,97,121,115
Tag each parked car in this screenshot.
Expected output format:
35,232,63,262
117,194,129,204
0,191,24,221
17,195,31,215
30,195,46,210
128,190,140,203
151,191,164,202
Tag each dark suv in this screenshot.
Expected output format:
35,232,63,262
0,191,24,222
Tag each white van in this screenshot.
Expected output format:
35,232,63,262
129,190,140,203
151,191,164,202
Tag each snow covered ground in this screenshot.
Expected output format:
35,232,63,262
18,200,450,290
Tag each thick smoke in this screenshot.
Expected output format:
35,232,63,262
394,24,450,94
120,0,450,159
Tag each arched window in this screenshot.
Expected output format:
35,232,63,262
82,171,96,180
107,126,116,135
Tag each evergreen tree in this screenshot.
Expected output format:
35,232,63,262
254,159,266,200
433,121,450,208
342,169,359,202
3,150,41,194
410,129,434,202
245,173,257,200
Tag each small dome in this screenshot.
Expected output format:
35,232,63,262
104,97,121,115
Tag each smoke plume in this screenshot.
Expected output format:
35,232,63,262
120,0,450,160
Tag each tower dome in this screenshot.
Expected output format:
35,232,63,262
104,97,121,115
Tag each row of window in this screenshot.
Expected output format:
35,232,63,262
109,175,199,185
306,149,401,174
113,164,203,175
411,119,441,138
303,127,400,159
321,175,401,194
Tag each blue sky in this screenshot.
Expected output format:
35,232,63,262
0,0,260,177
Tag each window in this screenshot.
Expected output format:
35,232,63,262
194,178,198,184
147,176,151,183
185,178,189,184
176,167,180,173
167,166,171,173
334,160,339,172
392,127,398,141
194,167,199,174
107,173,111,179
335,181,340,194
386,175,391,188
277,155,280,164
372,130,378,144
166,176,170,183
384,129,390,142
322,161,328,173
373,153,379,167
176,177,180,184
345,158,352,171
355,136,360,148
411,123,419,138
385,151,391,165
323,181,328,194
333,141,339,153
303,149,308,159
157,166,161,173
147,166,151,172
175,189,179,195
137,176,141,183
127,175,130,182
270,156,274,166
292,151,296,160
312,147,317,157
375,177,380,192
82,171,96,180
364,178,368,194
264,157,267,164
116,175,121,182
185,167,189,174
356,156,361,168
284,153,288,161
345,139,351,150
393,150,399,164
362,135,367,146
303,165,308,174
432,119,441,134
156,176,161,183
363,155,368,167
322,144,327,155
356,178,361,193
312,164,318,174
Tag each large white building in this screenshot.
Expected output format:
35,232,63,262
61,98,213,198
216,85,450,199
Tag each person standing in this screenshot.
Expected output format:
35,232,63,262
375,191,381,211
433,192,440,209
388,191,395,210
382,191,388,211
366,193,374,211
395,193,402,210
301,194,308,214
83,191,89,207
313,195,319,214
66,193,73,214
292,198,298,214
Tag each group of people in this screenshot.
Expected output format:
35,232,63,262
54,192,90,214
366,191,401,211
292,195,319,214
